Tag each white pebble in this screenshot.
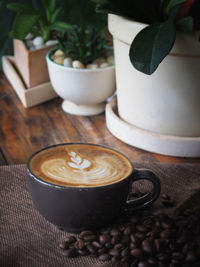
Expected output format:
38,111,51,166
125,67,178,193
54,49,65,57
93,57,105,65
54,57,64,65
25,32,33,40
72,60,85,69
45,40,58,46
100,62,109,68
64,57,72,67
25,40,33,49
86,64,98,69
107,56,114,65
35,44,45,50
33,36,44,47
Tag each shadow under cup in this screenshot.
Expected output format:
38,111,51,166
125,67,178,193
26,143,161,233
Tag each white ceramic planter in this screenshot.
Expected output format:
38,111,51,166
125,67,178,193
108,14,200,137
46,49,115,116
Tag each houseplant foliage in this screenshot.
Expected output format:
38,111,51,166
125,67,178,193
56,25,110,65
0,0,107,70
93,0,200,74
7,0,72,41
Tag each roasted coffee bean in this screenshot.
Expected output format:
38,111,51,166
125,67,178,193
111,234,121,245
147,257,157,265
182,244,189,254
92,241,102,248
185,251,196,262
158,253,168,262
109,248,120,257
59,241,68,249
121,235,130,244
121,255,132,263
110,228,121,236
130,242,137,249
80,230,94,237
136,225,148,233
74,238,85,249
98,248,107,255
121,247,129,257
111,255,121,263
130,234,137,243
161,194,170,200
124,225,132,235
86,244,96,254
142,239,155,255
77,248,89,256
64,236,76,244
99,234,111,244
130,248,144,258
98,253,111,261
61,248,76,257
135,231,146,240
138,261,151,267
104,242,112,249
83,234,96,242
172,252,184,261
160,229,170,239
114,243,124,250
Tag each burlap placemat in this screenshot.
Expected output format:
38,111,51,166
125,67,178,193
0,163,200,267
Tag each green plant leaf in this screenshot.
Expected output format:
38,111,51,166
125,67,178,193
96,0,160,24
165,0,186,15
10,13,40,40
129,20,176,75
49,0,56,12
49,21,73,32
176,16,194,31
50,7,62,24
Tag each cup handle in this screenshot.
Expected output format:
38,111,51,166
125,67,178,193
126,168,161,210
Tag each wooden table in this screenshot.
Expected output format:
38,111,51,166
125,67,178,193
1,72,200,166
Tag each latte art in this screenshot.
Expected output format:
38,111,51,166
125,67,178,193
29,144,133,187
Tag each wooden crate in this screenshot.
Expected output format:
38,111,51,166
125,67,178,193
14,39,54,88
2,56,58,108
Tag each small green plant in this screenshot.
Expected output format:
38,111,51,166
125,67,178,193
92,0,200,75
57,25,111,65
7,0,72,41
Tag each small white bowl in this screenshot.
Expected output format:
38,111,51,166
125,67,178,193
46,49,116,115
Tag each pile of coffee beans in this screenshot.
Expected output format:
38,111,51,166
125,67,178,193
59,207,200,266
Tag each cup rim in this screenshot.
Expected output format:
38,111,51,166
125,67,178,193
27,142,134,190
46,48,115,72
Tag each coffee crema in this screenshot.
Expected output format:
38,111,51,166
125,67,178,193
29,144,133,187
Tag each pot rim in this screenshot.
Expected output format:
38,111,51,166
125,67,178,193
27,142,133,190
46,48,115,73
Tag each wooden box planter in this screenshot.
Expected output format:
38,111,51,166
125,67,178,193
2,56,57,108
14,39,55,88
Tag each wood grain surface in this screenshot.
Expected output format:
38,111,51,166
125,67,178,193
1,72,200,165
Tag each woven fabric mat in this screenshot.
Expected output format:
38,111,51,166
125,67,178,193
1,163,200,267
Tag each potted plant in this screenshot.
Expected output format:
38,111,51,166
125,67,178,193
7,0,72,88
46,25,115,116
93,0,200,138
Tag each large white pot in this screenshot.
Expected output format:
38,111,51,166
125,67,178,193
46,49,115,116
108,14,200,137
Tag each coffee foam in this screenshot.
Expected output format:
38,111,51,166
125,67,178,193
29,144,132,187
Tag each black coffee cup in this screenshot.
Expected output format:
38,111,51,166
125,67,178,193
27,143,161,233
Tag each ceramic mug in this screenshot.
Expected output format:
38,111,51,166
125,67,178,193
27,143,161,232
